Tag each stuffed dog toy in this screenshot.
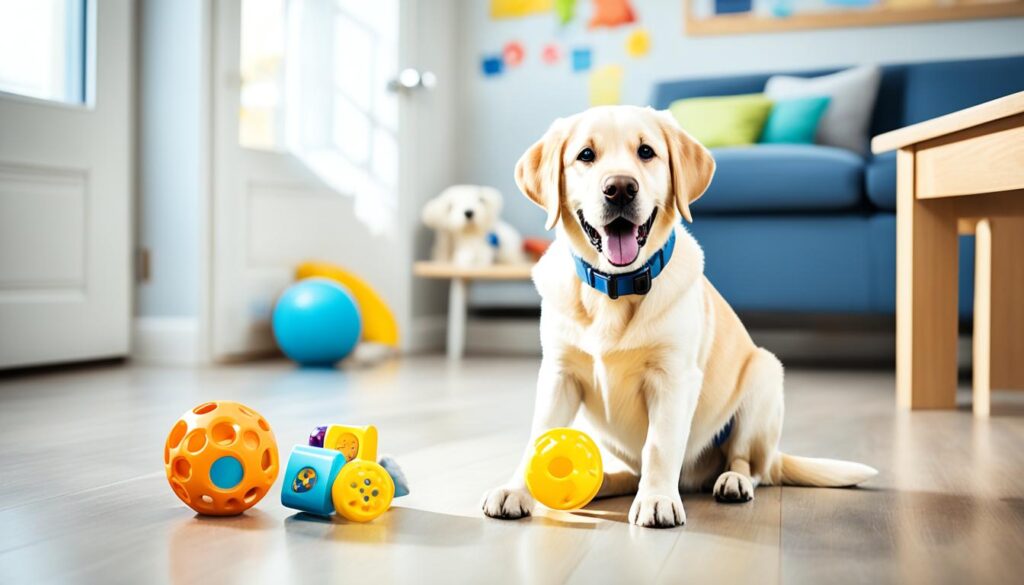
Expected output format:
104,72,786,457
422,185,525,267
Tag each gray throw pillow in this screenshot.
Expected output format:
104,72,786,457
765,65,881,154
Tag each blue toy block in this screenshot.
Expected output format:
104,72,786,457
280,445,347,516
379,455,410,498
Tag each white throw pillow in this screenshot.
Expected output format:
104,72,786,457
765,65,881,154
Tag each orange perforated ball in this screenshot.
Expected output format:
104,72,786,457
164,401,279,516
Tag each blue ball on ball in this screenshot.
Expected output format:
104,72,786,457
272,278,362,367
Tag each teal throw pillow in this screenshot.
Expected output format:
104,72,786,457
760,96,831,144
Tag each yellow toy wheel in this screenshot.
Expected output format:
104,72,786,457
525,428,603,511
332,459,395,522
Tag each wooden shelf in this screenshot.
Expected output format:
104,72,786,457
685,3,1024,36
412,261,535,280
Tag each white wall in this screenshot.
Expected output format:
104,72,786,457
456,0,1024,235
134,0,209,364
137,0,205,318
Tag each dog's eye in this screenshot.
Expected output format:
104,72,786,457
637,144,655,160
577,148,595,163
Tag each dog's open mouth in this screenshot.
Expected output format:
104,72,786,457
577,209,657,267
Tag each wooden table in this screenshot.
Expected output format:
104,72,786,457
413,261,534,359
872,91,1024,416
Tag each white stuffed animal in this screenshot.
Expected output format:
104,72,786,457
422,185,525,267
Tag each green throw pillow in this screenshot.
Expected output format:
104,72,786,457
668,94,774,148
760,96,831,144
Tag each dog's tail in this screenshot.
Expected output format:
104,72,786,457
774,453,877,487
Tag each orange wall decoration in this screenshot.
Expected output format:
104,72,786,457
589,0,636,28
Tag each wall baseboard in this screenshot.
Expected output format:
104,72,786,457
132,317,207,366
466,318,541,356
406,314,448,354
458,317,974,368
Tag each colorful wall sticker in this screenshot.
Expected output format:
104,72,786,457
588,64,623,106
503,41,526,67
555,0,577,24
491,0,554,19
541,43,561,65
589,0,635,28
625,28,650,58
571,47,592,72
481,54,504,77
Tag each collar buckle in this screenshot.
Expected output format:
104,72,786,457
632,267,651,295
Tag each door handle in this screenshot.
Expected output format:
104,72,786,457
387,68,437,94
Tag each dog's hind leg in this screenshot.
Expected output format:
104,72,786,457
713,348,785,504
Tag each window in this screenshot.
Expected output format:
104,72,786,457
239,0,287,150
0,0,88,104
238,0,400,192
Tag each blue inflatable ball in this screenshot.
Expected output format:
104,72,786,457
273,278,362,366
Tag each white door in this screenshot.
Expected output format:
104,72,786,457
0,1,133,369
212,0,428,359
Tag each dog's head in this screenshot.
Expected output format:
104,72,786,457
515,106,714,272
422,185,503,235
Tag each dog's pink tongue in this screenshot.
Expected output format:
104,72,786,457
603,224,640,266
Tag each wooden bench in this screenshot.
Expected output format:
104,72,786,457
413,262,534,359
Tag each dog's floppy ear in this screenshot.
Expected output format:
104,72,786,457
515,118,569,231
656,110,715,223
421,191,451,230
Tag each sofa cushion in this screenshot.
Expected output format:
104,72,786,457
668,94,774,147
760,96,831,144
765,65,881,153
904,57,1024,126
686,216,873,313
695,144,865,213
865,151,896,211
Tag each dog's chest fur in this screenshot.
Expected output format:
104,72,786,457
533,228,757,472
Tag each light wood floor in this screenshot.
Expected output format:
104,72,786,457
1,357,1023,584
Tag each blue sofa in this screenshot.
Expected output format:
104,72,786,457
651,55,1024,316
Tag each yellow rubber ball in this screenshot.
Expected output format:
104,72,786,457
525,428,603,511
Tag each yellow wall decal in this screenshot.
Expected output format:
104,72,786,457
588,64,624,106
625,28,651,57
491,0,554,19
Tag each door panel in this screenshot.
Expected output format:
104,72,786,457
0,1,132,368
212,0,415,359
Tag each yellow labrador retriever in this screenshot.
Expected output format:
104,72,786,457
482,106,876,528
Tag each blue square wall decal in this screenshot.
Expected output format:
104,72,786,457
572,48,592,73
481,55,504,77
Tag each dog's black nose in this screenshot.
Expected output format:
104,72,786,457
464,209,474,219
603,175,639,207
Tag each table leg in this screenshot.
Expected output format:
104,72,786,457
973,219,993,417
896,147,959,410
990,217,1024,390
447,278,467,360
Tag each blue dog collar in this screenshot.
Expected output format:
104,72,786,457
572,230,676,300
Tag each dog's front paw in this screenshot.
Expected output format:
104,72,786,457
713,471,754,503
628,492,685,528
481,485,534,520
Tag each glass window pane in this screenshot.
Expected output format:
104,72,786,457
332,94,370,166
0,0,86,104
239,0,287,150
